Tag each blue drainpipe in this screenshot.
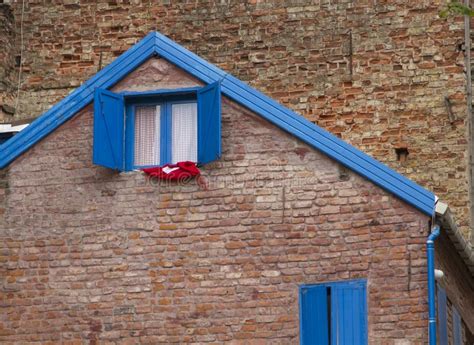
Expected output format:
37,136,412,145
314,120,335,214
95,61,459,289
427,225,440,345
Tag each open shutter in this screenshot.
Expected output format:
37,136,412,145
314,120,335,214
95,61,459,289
197,82,221,164
93,89,125,170
437,286,448,345
331,281,367,345
300,286,329,345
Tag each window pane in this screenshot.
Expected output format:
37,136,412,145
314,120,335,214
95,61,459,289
171,103,198,163
453,306,462,345
134,105,160,166
437,286,448,345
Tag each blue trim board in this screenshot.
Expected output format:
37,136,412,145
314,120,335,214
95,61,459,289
0,32,435,216
124,103,135,172
121,86,201,99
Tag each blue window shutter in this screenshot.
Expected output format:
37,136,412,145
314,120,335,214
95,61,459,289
93,89,125,170
197,82,221,164
437,286,448,345
331,281,368,345
453,306,462,345
299,286,329,345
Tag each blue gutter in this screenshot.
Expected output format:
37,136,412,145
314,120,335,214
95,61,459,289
427,225,440,345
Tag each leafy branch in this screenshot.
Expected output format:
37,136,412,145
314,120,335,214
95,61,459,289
440,1,474,18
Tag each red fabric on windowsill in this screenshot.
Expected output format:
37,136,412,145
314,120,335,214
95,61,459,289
141,161,200,181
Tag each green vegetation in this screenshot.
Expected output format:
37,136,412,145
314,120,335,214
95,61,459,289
439,1,474,18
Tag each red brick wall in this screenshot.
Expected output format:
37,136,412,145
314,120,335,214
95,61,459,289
4,1,471,239
0,57,432,344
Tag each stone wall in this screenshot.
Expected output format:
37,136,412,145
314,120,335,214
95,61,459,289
4,0,471,239
0,57,433,344
0,3,15,121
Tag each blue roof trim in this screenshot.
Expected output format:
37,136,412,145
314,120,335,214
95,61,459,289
0,32,156,168
0,32,435,216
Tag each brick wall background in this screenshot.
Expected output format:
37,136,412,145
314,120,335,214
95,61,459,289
0,0,471,240
0,57,433,344
0,3,15,120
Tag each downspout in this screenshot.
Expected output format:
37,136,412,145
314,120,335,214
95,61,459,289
427,224,440,345
465,0,474,244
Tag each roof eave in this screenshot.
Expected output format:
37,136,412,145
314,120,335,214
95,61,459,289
436,201,474,277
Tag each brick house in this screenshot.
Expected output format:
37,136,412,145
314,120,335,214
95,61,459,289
0,31,473,344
